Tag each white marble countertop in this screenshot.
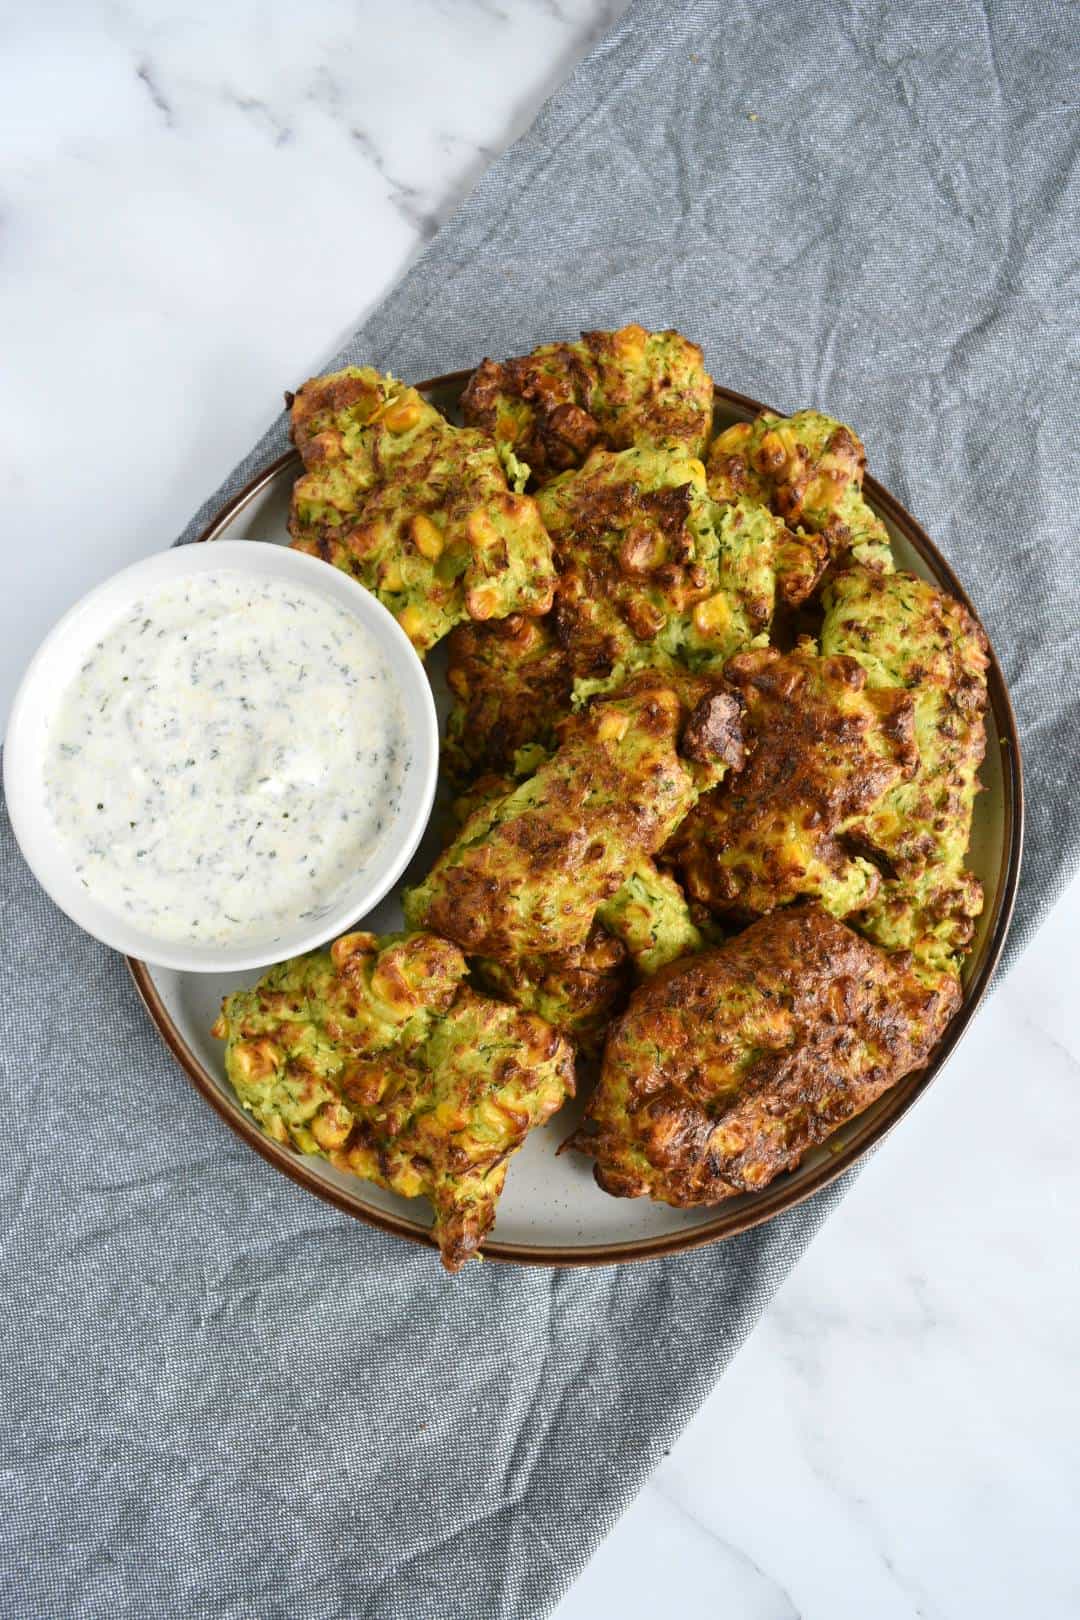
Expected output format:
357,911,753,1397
4,5,1078,1616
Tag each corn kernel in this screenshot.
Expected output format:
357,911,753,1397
389,1161,424,1198
754,430,788,474
233,1039,280,1081
615,323,647,360
780,841,807,874
397,604,427,643
381,397,423,433
597,710,630,743
693,592,732,636
466,508,500,549
331,931,377,969
465,584,500,620
311,1102,353,1150
411,513,444,560
432,1097,465,1132
346,1141,381,1180
714,422,751,453
370,959,414,1011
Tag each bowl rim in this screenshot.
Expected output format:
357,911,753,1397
127,373,1024,1267
5,538,439,973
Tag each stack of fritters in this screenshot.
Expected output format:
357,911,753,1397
666,569,987,983
213,329,990,1265
445,444,828,784
405,674,743,1052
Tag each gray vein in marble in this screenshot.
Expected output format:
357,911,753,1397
349,126,440,238
437,130,500,166
135,59,174,128
1002,990,1080,1073
281,3,637,252
528,0,571,20
766,1278,940,1363
650,1478,802,1619
304,62,347,117
226,90,293,147
429,0,511,22
509,0,627,30
791,1410,946,1620
572,0,636,48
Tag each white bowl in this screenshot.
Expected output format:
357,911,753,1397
4,540,439,972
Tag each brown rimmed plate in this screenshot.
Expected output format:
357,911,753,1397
128,375,1023,1268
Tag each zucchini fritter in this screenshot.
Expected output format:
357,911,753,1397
442,457,828,784
476,923,629,1059
537,445,789,681
449,770,521,832
666,643,917,921
820,568,988,869
404,676,743,964
596,856,704,975
212,929,574,1271
287,367,556,653
821,566,988,975
461,325,713,482
569,907,958,1205
708,409,893,571
851,866,985,981
444,613,571,784
474,856,704,1057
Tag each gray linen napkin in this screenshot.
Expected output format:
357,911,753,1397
3,2,1078,1616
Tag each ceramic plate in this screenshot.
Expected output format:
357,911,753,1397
129,375,1024,1267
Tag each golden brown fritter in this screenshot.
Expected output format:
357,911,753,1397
821,566,989,975
212,929,574,1271
286,366,556,653
568,906,958,1205
443,449,827,785
666,643,918,921
443,768,631,1057
404,676,743,964
443,613,572,784
476,923,629,1060
473,857,703,1057
708,409,893,571
596,856,703,975
461,325,713,482
851,867,986,981
820,568,988,870
449,770,520,831
537,445,791,683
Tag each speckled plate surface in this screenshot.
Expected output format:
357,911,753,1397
129,375,1023,1267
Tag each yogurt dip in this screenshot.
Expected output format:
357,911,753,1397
43,568,411,947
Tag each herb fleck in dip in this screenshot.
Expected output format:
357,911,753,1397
43,569,411,946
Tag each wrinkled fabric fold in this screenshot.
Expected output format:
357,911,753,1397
3,1,1078,1615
